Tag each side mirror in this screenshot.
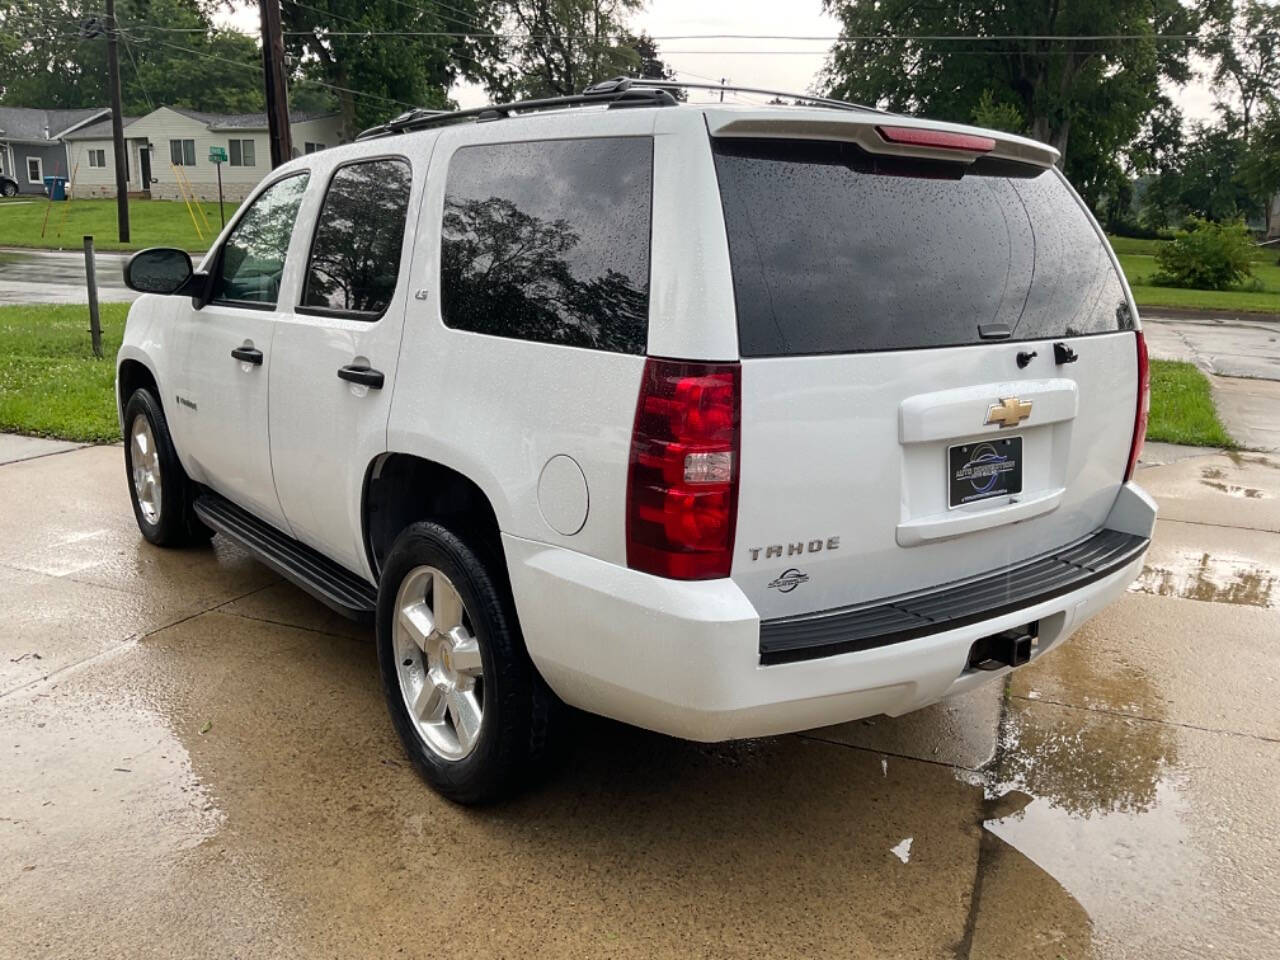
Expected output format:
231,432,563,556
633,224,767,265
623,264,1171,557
124,247,204,296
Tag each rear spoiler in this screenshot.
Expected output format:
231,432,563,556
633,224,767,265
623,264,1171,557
704,109,1059,170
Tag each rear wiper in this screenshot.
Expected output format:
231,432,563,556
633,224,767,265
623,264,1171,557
978,322,1011,340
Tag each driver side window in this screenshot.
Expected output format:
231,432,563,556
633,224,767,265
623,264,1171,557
212,172,309,308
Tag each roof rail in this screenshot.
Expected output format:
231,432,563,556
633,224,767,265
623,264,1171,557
355,79,677,140
354,76,892,141
623,78,892,116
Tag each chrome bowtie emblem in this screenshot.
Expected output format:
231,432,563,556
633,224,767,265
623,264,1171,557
985,397,1033,428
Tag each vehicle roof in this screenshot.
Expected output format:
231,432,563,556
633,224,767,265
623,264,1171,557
273,98,1059,181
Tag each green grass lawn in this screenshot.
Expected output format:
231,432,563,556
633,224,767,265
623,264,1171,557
1146,359,1235,448
0,302,126,442
0,197,235,253
1107,236,1280,314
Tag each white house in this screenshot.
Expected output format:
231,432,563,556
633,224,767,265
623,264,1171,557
64,106,345,201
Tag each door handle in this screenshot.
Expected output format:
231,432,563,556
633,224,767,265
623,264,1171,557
337,364,384,389
231,346,263,365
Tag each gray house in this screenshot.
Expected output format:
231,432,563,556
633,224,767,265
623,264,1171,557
0,107,109,194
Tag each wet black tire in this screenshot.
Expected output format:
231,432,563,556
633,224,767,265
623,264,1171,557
122,388,212,547
376,521,555,804
0,180,17,198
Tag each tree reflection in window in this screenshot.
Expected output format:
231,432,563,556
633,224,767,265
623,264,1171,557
302,159,412,318
440,138,652,354
212,173,309,307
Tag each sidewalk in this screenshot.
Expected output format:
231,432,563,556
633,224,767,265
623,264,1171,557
1143,315,1280,453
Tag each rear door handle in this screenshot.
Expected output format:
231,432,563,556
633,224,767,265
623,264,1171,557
337,364,384,389
231,346,263,365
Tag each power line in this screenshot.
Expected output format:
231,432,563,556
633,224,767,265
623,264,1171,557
127,32,419,110
116,23,1274,42
120,30,155,112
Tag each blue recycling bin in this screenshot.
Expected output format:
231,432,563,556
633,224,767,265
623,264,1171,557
42,175,67,200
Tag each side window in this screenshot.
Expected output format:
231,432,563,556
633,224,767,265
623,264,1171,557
300,158,412,319
440,137,652,354
211,173,309,308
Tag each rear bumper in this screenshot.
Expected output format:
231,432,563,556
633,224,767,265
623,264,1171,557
504,483,1157,742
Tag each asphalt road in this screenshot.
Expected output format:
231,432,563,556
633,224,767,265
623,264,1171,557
1,436,1277,958
0,247,137,306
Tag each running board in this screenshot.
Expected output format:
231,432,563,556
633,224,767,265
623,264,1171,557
193,491,377,621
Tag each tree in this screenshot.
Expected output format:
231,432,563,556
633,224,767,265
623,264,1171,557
818,0,1198,192
281,0,504,134
623,30,675,83
1204,0,1280,136
1138,123,1258,228
1241,111,1280,236
486,0,643,99
0,0,263,114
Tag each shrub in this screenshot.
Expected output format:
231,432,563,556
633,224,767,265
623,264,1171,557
1151,218,1256,290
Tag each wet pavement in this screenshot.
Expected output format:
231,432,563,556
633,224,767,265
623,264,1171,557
1141,314,1280,382
0,248,137,306
1144,315,1280,452
2,440,1279,958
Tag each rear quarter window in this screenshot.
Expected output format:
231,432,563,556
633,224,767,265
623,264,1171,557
439,137,653,354
711,138,1131,357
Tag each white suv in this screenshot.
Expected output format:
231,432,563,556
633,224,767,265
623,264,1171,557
117,79,1156,803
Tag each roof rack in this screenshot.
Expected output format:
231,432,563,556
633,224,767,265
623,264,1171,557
626,78,891,116
356,79,677,140
355,76,889,141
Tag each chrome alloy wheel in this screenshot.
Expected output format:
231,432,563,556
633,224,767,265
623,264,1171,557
393,566,485,761
129,413,163,525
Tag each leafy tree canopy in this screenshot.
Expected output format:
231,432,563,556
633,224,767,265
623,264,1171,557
818,0,1198,208
0,0,263,114
281,0,505,134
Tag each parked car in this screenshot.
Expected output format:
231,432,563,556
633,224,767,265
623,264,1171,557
116,78,1156,803
0,174,19,197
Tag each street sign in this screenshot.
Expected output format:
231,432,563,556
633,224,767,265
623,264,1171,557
208,146,227,164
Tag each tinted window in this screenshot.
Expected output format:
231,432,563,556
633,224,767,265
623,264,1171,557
712,139,1131,357
440,137,652,354
301,158,412,319
212,173,309,307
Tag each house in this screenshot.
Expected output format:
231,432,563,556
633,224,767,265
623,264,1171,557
64,106,345,201
0,107,110,194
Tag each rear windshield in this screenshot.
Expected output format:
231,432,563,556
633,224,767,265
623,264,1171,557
711,138,1132,357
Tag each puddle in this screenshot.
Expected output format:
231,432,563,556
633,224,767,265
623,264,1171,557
974,693,1202,955
1200,479,1269,499
1225,451,1279,469
2,692,224,861
1130,550,1276,607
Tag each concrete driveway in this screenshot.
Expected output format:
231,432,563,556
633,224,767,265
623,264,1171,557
1144,313,1280,452
2,439,1278,958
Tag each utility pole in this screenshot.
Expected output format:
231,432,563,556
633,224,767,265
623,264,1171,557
104,0,129,242
259,0,293,168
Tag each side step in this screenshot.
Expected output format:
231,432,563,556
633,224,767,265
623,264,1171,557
193,491,377,621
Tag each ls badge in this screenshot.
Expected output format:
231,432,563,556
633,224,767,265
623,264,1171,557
985,396,1032,428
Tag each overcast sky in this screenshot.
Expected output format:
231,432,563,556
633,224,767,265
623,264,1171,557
220,0,1219,123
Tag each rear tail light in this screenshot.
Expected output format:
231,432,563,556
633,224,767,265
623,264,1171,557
876,125,996,153
626,358,741,580
1125,331,1150,482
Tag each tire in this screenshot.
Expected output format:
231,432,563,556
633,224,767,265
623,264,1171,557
0,180,16,198
122,388,212,547
376,521,555,804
